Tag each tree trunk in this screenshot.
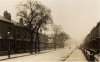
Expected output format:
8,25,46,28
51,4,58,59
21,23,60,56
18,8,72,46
30,33,33,54
34,32,37,53
54,43,56,50
54,38,56,50
35,28,40,53
37,31,40,52
34,26,40,53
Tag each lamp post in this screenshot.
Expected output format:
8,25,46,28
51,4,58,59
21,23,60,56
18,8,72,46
7,32,11,58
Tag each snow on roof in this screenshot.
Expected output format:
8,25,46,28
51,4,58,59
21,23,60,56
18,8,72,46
0,15,24,27
0,15,14,24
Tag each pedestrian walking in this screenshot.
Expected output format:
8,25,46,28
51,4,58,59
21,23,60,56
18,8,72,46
89,52,95,61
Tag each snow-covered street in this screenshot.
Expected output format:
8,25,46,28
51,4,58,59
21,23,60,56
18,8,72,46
0,45,89,62
0,48,74,62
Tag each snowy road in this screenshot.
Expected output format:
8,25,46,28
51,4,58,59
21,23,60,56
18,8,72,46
0,48,74,62
65,49,88,62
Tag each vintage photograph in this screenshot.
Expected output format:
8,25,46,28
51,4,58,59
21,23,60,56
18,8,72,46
0,0,99,62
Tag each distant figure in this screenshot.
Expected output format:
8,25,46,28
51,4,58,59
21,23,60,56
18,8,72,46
89,51,95,61
69,47,70,49
96,50,99,54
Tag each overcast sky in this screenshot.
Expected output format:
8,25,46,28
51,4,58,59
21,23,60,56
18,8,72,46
0,0,100,43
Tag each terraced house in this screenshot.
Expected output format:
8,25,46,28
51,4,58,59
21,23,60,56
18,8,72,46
0,11,51,55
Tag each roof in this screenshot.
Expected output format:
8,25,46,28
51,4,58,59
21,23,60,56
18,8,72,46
0,15,24,27
0,15,14,24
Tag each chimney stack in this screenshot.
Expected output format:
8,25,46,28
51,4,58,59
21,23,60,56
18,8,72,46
19,18,23,25
4,11,11,21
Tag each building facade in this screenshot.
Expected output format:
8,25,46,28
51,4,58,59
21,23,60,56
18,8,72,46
0,15,51,55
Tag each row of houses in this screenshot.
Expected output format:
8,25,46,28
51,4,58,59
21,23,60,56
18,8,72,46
83,21,100,50
0,14,53,55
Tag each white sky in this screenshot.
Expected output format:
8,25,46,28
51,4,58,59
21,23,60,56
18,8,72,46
0,0,100,42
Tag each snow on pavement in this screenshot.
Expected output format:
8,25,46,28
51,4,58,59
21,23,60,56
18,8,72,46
64,49,88,62
0,48,74,62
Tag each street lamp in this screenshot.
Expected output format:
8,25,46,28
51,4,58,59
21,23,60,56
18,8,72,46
7,32,11,58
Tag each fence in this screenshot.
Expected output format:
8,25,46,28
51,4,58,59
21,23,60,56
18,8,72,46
81,48,99,62
0,38,54,56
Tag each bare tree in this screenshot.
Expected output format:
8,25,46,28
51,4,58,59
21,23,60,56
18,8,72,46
52,25,69,49
57,32,69,48
52,25,62,49
16,0,52,53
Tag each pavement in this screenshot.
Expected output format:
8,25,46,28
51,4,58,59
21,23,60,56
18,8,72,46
0,48,74,62
0,46,89,62
65,49,88,62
